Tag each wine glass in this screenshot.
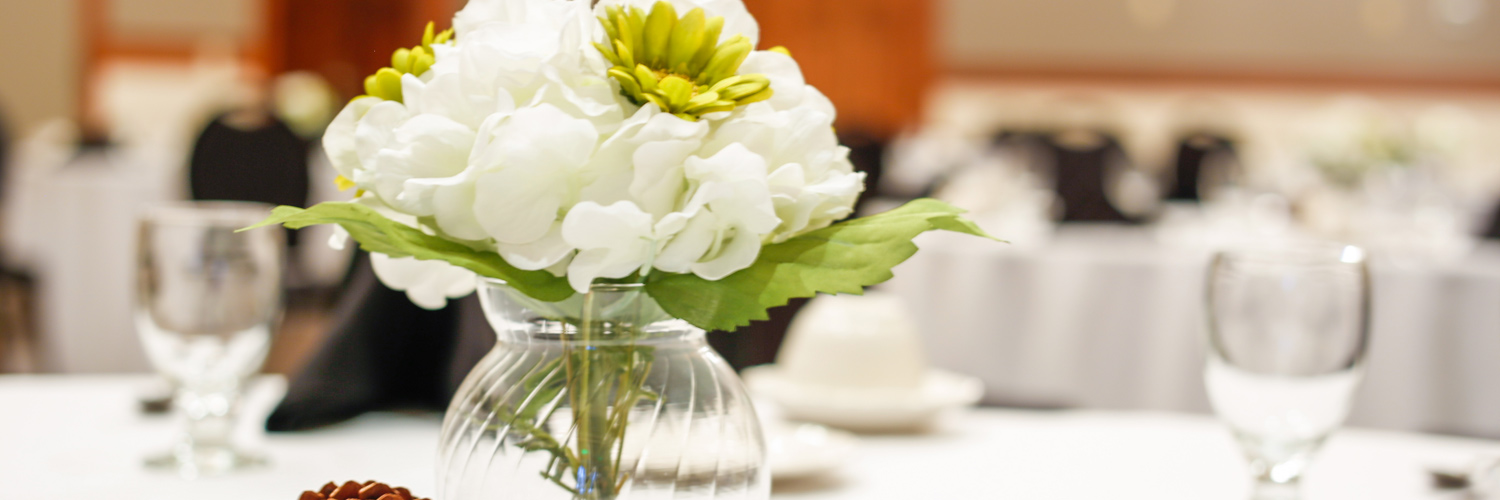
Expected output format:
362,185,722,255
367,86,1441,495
1205,244,1371,499
135,201,284,477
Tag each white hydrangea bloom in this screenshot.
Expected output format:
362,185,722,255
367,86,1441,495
704,103,864,242
321,0,864,301
654,143,780,279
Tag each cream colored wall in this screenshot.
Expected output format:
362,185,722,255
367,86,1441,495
940,0,1500,80
0,0,254,138
0,0,80,136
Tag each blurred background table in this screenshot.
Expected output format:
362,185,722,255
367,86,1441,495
3,152,177,373
0,143,347,374
2,375,1495,500
886,224,1500,439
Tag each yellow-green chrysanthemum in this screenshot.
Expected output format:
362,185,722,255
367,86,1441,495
594,2,772,121
362,22,455,103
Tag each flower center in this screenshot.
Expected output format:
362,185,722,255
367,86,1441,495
594,2,773,121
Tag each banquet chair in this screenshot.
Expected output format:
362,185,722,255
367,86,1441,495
1484,202,1500,240
1040,129,1136,223
840,129,888,201
187,110,326,290
188,110,310,229
1164,133,1238,202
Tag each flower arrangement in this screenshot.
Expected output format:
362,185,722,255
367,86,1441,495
248,0,992,497
251,0,993,332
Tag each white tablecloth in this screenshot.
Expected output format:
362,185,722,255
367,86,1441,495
1,375,1494,500
885,224,1500,438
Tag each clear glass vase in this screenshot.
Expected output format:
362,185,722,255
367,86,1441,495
438,279,768,500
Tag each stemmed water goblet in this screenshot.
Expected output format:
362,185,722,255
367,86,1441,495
1205,244,1371,499
136,201,284,477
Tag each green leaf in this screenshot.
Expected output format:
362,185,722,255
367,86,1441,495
242,202,574,302
644,198,1000,332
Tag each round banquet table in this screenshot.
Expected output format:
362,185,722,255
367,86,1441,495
0,375,1493,500
883,224,1500,439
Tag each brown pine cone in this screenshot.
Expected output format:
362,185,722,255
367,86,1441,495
297,480,430,500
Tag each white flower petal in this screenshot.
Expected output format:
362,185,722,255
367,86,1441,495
490,104,599,171
629,140,698,218
353,101,410,175
323,96,381,178
378,114,476,214
582,107,706,198
769,193,818,242
370,253,477,310
798,85,837,120
654,210,717,273
578,170,633,206
740,51,805,112
498,222,574,270
699,109,776,159
473,166,566,244
691,223,762,280
562,201,654,250
685,142,768,183
416,72,494,129
529,70,626,134
561,201,654,292
430,181,490,241
565,248,613,293
654,210,691,237
545,254,573,277
767,162,805,190
400,73,429,114
327,225,350,251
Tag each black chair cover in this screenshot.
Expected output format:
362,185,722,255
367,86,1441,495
1166,134,1236,202
1484,202,1500,240
1044,131,1133,223
188,113,310,243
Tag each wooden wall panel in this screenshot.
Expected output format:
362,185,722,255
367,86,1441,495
278,0,460,98
744,0,935,138
280,0,443,99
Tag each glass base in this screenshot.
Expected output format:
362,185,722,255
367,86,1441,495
144,445,267,478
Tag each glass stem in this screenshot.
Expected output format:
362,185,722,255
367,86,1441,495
175,385,241,454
